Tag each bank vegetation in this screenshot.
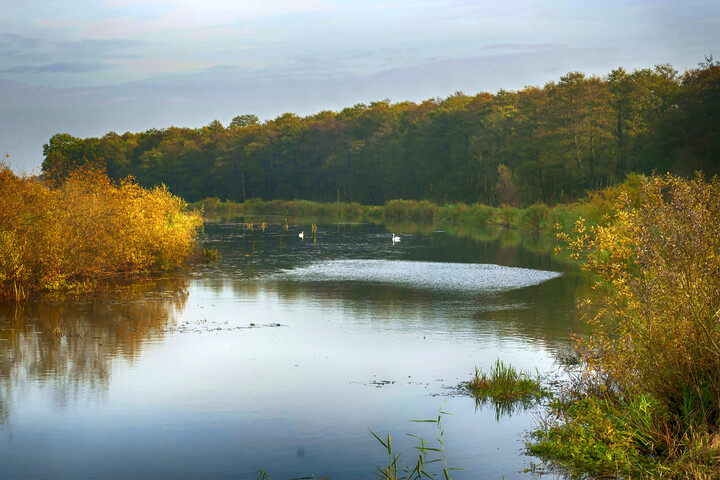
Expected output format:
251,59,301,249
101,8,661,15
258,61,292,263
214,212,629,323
0,163,202,302
531,173,720,479
191,180,625,236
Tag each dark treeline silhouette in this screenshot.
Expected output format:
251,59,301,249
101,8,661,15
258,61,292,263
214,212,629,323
42,59,719,206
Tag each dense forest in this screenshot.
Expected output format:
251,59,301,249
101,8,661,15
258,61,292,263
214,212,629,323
42,59,719,206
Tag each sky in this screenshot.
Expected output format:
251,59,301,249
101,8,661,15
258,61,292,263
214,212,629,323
1,0,718,172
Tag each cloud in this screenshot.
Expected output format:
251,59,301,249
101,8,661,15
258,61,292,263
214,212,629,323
485,43,566,52
0,62,115,74
0,33,41,53
44,0,338,39
55,38,145,58
0,33,143,63
285,48,421,78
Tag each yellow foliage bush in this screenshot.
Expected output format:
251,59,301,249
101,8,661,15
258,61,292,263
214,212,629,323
0,163,202,302
565,173,720,431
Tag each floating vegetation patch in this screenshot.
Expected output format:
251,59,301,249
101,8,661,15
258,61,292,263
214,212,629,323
172,319,285,334
277,259,561,292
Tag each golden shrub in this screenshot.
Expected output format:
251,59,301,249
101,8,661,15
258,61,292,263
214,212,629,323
568,174,720,429
0,162,202,301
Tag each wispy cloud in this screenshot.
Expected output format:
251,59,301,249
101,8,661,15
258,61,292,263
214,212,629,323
41,0,338,39
0,33,42,52
0,33,143,60
485,43,566,52
0,62,115,74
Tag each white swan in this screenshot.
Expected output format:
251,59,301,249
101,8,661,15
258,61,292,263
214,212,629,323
392,233,401,243
299,231,304,239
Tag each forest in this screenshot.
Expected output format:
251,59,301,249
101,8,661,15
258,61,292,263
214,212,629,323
41,60,719,206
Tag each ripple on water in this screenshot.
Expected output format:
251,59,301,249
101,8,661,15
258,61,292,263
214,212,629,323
277,259,561,292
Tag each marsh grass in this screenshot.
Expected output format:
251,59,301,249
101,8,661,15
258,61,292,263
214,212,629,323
192,195,613,235
198,248,219,263
371,407,459,480
466,360,549,407
526,390,720,479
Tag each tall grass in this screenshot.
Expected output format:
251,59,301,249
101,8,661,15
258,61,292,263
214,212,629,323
465,359,550,419
253,408,458,480
197,197,384,221
193,196,600,236
372,408,457,480
467,359,547,402
0,163,202,301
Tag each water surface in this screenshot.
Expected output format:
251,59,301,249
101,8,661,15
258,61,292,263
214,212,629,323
0,222,584,479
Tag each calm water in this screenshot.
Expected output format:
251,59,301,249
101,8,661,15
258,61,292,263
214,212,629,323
0,222,586,480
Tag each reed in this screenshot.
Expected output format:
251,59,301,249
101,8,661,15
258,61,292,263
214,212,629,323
254,408,459,480
371,407,459,480
192,196,589,235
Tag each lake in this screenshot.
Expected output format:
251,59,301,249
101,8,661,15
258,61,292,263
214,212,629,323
0,221,585,480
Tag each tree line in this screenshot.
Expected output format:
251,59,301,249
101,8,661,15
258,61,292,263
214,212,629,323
42,59,719,206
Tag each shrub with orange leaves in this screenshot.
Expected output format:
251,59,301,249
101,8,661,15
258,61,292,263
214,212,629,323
0,162,202,302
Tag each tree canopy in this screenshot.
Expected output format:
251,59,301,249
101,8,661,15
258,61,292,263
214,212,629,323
42,60,720,205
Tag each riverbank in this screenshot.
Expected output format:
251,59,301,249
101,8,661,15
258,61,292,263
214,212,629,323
527,173,720,479
190,183,622,235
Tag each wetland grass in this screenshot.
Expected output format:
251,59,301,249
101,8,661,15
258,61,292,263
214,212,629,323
466,359,549,405
371,407,458,480
191,195,605,237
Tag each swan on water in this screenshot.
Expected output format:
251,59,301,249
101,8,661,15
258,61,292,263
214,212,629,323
299,231,304,239
392,233,401,243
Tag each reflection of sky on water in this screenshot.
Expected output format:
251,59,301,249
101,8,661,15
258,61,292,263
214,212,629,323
277,258,561,292
0,223,580,479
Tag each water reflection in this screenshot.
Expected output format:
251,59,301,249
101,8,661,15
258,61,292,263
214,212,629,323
0,279,189,428
198,221,564,279
191,272,585,349
472,394,542,422
0,223,584,479
277,259,561,292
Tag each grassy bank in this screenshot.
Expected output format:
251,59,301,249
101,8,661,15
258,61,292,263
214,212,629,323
190,177,635,234
0,163,202,302
529,173,720,479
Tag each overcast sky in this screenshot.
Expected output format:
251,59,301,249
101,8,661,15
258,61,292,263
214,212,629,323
1,0,718,172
